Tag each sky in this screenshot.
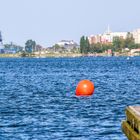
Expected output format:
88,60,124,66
0,0,140,47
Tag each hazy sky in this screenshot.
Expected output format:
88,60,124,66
0,0,140,47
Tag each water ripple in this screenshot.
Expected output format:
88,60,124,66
0,57,140,139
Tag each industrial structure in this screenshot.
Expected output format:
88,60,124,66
0,31,4,53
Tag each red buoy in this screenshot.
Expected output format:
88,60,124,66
75,80,95,96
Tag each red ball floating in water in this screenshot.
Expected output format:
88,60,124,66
75,80,95,96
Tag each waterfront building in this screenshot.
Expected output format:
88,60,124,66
57,40,77,46
4,42,23,54
88,27,127,44
132,29,140,44
88,34,101,44
55,40,79,53
35,45,44,52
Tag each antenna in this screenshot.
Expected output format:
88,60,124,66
107,25,111,34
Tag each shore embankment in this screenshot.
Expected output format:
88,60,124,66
0,52,139,58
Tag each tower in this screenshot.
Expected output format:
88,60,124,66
0,31,4,53
0,31,2,43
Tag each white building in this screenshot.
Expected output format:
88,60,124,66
57,40,77,47
89,32,128,44
132,29,140,44
54,40,79,52
89,27,128,44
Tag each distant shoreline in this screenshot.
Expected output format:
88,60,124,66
0,53,139,58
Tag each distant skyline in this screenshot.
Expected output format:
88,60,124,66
0,0,140,47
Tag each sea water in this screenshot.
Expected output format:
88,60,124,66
0,57,140,140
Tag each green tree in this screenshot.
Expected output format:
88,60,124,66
90,43,102,53
53,44,61,51
113,36,124,52
25,40,36,53
85,37,90,54
80,36,90,54
20,51,27,57
125,32,135,49
80,36,85,53
52,44,66,52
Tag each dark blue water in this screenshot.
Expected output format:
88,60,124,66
0,57,140,140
